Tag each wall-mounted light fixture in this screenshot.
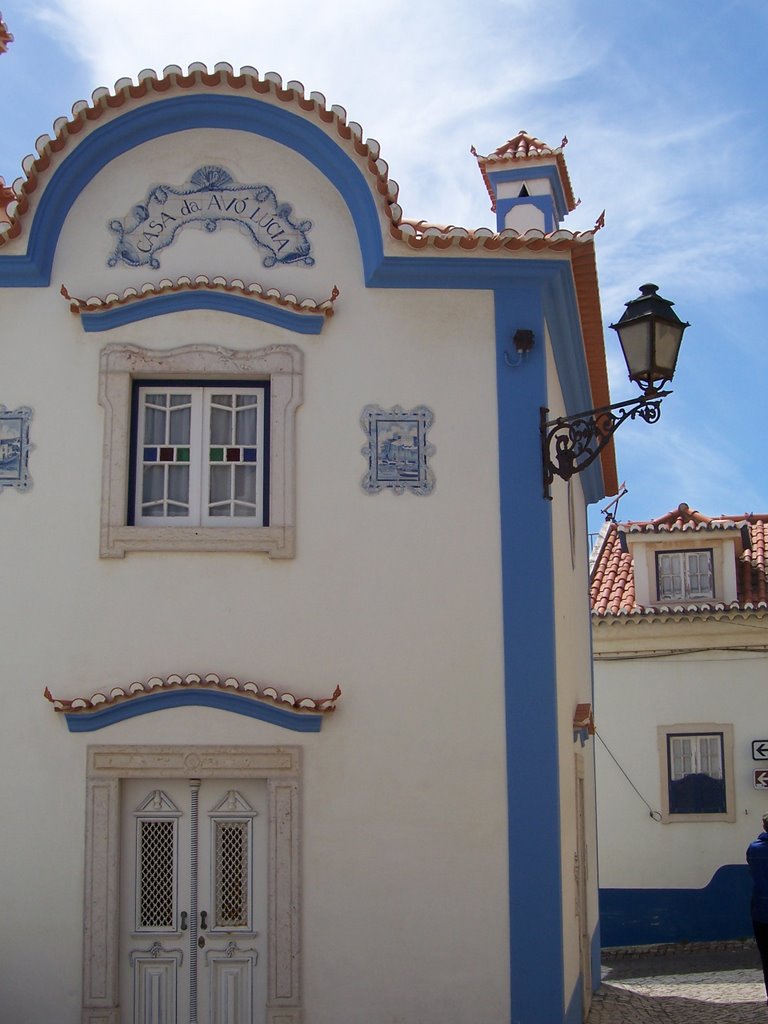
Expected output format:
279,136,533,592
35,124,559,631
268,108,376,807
541,283,689,500
504,328,536,368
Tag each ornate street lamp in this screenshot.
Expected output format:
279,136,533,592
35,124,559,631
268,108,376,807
541,283,689,499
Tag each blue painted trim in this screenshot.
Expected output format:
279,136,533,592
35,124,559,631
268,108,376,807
591,923,602,993
564,924,602,1024
599,865,753,947
0,94,383,287
486,166,569,223
495,284,564,1022
541,272,604,504
367,256,604,503
62,689,325,733
367,254,566,290
79,291,327,334
564,976,582,1024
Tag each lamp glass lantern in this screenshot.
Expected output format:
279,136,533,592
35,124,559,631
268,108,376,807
610,283,689,394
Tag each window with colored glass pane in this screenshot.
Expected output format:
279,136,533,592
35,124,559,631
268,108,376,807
133,384,267,526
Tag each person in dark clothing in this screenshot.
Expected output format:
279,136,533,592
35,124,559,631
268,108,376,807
747,814,768,1004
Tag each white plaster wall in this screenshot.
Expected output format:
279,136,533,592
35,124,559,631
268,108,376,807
594,629,768,889
504,205,546,234
0,122,512,1024
545,326,601,1005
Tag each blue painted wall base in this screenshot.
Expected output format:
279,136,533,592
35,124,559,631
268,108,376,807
600,865,753,947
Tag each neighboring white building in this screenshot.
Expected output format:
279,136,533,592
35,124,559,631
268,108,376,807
0,64,616,1024
591,502,768,947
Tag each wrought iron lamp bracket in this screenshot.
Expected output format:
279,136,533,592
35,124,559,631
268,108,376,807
540,390,669,500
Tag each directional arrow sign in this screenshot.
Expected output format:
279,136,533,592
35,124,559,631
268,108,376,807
753,741,768,760
755,770,768,789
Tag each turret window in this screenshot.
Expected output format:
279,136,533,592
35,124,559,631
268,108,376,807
656,549,713,601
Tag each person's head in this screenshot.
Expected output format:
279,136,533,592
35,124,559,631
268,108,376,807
762,812,768,832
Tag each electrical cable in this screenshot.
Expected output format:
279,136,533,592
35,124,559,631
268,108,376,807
595,727,662,821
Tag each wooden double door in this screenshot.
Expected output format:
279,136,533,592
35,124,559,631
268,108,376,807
120,778,267,1024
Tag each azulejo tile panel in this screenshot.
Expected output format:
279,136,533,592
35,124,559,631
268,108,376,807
360,404,435,495
0,405,32,492
107,165,314,270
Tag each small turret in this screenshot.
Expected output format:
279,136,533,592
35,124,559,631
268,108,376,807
472,131,577,233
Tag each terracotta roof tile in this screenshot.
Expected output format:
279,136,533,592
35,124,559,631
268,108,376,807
591,503,768,618
44,673,341,715
0,13,12,55
61,278,339,318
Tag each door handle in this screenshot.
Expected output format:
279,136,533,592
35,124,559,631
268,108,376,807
180,911,188,931
200,910,208,931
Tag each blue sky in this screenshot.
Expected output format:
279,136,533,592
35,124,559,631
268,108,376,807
1,0,766,531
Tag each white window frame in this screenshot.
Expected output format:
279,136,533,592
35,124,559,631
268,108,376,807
657,723,735,823
99,343,302,558
656,548,714,601
133,385,267,526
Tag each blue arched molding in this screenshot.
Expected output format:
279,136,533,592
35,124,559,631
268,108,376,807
61,688,326,733
0,94,384,288
79,290,329,334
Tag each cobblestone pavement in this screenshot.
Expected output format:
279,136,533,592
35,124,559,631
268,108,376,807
586,942,768,1023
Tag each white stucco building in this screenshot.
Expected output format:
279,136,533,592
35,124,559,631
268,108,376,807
0,62,616,1024
591,503,768,947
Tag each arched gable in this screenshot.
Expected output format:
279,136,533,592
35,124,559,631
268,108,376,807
0,70,397,286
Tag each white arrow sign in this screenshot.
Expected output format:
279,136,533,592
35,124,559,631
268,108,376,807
754,770,768,789
753,741,768,760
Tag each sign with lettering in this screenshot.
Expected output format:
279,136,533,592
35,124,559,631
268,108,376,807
107,165,314,270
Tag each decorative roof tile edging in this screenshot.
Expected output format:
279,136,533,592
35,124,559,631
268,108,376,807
0,64,600,260
45,673,342,733
0,12,12,55
0,63,402,246
390,219,600,252
61,279,339,334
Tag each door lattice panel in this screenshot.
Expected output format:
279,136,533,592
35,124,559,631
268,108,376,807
215,820,249,927
138,819,175,929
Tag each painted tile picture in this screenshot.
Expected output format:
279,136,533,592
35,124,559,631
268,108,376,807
0,406,33,492
361,404,435,495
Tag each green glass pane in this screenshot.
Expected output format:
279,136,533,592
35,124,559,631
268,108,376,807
210,448,224,463
177,448,190,463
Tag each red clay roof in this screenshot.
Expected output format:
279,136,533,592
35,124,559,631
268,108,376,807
590,503,768,616
0,13,12,54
